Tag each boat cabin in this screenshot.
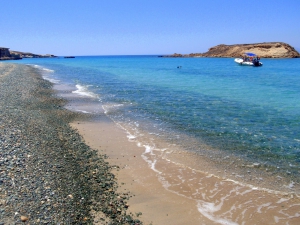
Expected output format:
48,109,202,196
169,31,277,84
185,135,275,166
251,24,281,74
242,52,261,65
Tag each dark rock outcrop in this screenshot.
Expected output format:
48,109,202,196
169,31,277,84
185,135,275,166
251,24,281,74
165,42,300,58
0,47,57,60
0,47,21,60
10,50,57,58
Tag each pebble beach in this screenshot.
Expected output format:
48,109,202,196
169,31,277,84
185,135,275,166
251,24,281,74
0,63,142,224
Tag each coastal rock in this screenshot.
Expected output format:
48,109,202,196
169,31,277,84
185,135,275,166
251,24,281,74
0,47,21,60
0,46,57,60
10,50,57,59
165,42,300,58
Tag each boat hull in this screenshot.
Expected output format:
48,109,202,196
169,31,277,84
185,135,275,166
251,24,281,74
234,58,263,66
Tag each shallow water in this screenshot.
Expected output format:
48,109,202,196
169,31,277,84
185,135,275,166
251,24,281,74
8,56,300,223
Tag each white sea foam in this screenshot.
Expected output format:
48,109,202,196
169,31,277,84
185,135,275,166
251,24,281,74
72,84,98,98
102,103,124,114
144,145,152,154
257,202,272,213
28,64,59,83
75,110,90,114
31,64,54,73
127,134,136,140
197,201,239,225
276,198,289,204
140,144,162,174
42,68,54,72
43,76,60,84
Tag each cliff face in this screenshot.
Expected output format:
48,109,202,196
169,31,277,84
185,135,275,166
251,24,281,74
0,47,18,60
202,42,300,58
165,42,300,58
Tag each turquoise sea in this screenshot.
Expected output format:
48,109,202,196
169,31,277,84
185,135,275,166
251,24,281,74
10,56,300,191
7,56,300,224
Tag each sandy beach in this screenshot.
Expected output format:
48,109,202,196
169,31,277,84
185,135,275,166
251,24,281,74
69,106,300,224
64,92,300,224
63,93,300,224
70,118,212,225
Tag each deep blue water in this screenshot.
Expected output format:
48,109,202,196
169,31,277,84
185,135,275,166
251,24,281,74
9,56,300,179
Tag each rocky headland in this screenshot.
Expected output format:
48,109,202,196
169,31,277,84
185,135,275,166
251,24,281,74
11,51,57,59
0,47,57,60
164,42,300,58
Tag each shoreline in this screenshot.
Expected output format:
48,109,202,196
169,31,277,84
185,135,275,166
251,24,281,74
70,116,300,225
2,62,300,224
70,118,211,225
59,83,300,224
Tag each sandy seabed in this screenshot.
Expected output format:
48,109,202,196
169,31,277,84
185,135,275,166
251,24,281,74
70,113,300,225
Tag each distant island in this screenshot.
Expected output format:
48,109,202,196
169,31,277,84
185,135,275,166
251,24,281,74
0,47,57,60
163,42,300,58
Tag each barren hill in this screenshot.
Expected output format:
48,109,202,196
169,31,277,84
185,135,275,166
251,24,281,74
165,42,300,58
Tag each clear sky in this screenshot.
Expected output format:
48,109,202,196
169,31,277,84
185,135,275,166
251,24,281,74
1,0,300,56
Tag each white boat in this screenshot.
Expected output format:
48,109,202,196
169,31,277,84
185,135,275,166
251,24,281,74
235,52,263,67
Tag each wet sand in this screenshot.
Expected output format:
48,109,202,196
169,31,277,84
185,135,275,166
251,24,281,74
51,74,300,224
71,118,213,225
71,115,300,225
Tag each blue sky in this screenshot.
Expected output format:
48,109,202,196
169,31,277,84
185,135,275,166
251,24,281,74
1,0,300,55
